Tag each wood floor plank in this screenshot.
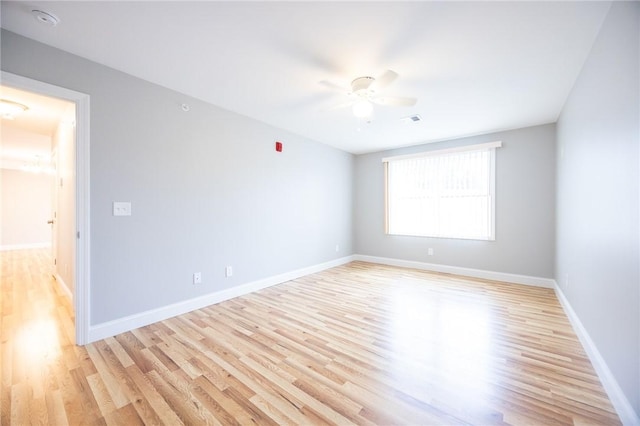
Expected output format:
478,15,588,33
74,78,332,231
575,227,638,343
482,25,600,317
44,388,69,426
9,382,29,426
1,249,622,425
86,373,118,418
190,376,242,426
85,344,130,409
102,402,144,426
124,364,184,426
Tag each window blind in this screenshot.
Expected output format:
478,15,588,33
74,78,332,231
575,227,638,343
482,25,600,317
383,142,501,240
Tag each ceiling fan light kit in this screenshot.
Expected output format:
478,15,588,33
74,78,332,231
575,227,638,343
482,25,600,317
352,100,374,118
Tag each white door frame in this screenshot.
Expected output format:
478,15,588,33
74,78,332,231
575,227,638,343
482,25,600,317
2,71,91,345
50,148,58,276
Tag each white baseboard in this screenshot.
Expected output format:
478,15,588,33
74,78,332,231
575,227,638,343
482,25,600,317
554,283,639,426
53,273,73,300
1,242,51,251
87,255,355,343
353,254,556,288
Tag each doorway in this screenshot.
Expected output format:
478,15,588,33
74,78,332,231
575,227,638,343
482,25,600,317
1,86,74,287
1,71,90,345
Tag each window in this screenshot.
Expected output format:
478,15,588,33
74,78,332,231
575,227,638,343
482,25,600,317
383,141,501,240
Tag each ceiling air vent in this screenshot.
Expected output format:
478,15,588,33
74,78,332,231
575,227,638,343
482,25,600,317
401,114,422,124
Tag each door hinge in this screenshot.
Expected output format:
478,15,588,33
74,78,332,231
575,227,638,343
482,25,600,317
77,231,80,239
54,258,57,265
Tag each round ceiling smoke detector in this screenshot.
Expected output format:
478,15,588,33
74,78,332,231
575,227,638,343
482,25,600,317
31,9,60,26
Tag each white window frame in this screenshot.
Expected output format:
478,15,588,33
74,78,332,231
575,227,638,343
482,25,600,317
382,141,501,241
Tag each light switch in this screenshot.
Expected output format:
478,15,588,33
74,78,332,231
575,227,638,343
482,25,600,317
113,202,132,216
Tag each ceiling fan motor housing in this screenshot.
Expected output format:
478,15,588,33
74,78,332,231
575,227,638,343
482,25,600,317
351,76,375,94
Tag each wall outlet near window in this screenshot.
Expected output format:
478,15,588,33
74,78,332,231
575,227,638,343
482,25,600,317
428,248,434,256
193,272,202,284
225,266,233,277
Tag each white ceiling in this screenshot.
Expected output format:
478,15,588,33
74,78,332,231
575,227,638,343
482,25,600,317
0,85,73,169
1,85,72,137
1,1,612,154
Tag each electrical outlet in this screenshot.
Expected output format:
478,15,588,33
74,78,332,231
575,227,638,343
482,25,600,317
225,266,233,277
428,248,434,256
335,244,340,252
113,201,132,216
193,272,202,284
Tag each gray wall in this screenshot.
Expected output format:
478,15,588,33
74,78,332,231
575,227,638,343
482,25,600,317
556,1,639,415
355,124,556,278
1,30,354,325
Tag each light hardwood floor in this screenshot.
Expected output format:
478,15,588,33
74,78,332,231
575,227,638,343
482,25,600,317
1,249,620,425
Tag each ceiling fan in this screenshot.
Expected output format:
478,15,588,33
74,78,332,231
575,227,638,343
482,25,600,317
320,70,417,118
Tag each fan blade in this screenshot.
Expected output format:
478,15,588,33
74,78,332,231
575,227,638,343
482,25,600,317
371,96,417,107
319,80,349,92
370,70,398,91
